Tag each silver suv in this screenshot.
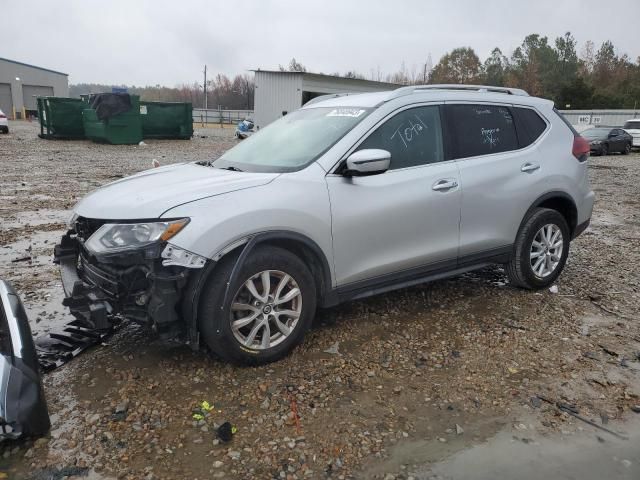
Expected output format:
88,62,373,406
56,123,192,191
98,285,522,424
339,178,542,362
54,85,594,364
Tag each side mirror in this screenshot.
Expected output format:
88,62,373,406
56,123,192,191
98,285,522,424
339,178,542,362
344,149,391,176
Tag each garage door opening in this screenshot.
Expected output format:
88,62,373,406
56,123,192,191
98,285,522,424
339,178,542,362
23,85,54,118
302,91,330,106
0,83,13,118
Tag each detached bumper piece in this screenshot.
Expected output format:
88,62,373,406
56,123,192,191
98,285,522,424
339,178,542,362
54,230,191,340
35,319,119,372
0,281,50,440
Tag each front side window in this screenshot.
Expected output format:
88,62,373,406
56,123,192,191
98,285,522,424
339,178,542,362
212,107,371,173
356,106,444,169
449,104,519,158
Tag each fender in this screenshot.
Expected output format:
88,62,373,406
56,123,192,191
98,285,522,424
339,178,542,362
519,190,578,236
183,230,334,349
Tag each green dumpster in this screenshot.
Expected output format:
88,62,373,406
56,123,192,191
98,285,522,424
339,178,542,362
37,97,86,139
140,101,193,139
82,93,143,145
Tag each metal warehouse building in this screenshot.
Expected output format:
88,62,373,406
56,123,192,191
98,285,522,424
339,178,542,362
0,57,69,119
253,70,398,129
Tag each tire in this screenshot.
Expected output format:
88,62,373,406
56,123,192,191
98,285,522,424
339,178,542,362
506,208,570,290
0,127,8,134
198,246,316,365
622,142,631,155
600,143,608,156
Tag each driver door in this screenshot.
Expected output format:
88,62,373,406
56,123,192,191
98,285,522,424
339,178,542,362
325,105,461,287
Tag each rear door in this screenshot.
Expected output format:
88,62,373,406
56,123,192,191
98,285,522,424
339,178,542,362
326,104,461,286
448,103,549,260
610,129,625,151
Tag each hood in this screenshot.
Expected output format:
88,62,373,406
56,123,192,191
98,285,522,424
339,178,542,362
74,162,279,219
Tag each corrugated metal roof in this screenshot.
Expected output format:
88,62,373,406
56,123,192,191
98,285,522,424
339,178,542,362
0,57,68,76
250,69,399,88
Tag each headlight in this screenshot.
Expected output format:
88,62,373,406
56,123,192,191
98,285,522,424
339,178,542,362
85,219,189,254
590,140,602,145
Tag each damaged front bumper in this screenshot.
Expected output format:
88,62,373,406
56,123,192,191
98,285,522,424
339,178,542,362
0,280,50,440
53,222,207,339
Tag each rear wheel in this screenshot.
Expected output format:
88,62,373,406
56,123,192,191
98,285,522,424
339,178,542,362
0,126,8,134
198,246,316,365
506,208,570,289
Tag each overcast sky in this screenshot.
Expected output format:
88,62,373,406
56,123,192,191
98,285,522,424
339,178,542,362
4,0,640,86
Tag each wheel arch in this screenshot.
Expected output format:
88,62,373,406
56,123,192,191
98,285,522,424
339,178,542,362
182,230,334,348
522,191,578,237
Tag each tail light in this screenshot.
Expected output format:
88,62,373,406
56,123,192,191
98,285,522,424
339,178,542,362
0,114,6,119
572,135,590,162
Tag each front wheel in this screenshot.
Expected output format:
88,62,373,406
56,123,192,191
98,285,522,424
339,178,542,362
506,208,570,289
622,142,631,155
198,246,316,365
600,143,608,156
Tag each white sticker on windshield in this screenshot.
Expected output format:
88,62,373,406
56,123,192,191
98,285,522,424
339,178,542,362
327,108,366,118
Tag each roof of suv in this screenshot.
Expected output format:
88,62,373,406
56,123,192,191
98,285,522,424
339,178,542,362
303,85,552,110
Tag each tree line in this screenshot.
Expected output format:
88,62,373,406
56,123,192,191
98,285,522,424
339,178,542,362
69,33,640,110
422,33,640,109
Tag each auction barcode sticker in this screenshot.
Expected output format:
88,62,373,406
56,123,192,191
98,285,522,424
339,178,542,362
327,108,366,117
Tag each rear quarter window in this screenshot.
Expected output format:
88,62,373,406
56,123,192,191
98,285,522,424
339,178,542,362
513,107,547,147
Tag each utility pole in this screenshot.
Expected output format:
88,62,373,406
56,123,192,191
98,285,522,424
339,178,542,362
203,65,207,110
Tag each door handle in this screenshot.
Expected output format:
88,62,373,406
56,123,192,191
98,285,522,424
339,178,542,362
521,163,540,173
432,179,459,191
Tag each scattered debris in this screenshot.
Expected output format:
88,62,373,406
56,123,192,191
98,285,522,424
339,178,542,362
10,256,30,263
151,158,160,168
599,344,619,357
549,285,558,294
455,424,464,435
216,422,236,443
536,394,629,440
323,342,340,355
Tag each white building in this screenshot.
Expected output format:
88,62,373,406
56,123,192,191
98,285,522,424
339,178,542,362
253,70,398,129
0,57,69,119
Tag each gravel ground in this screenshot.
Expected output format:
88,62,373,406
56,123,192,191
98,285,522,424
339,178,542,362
0,121,638,479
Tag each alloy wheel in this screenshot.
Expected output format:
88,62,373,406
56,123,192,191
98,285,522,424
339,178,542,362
229,270,302,350
529,224,563,278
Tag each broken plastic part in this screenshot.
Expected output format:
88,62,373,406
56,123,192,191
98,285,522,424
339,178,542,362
161,244,206,268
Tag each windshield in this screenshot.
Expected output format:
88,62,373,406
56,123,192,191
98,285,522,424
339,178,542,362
581,128,609,138
211,107,371,173
624,120,640,130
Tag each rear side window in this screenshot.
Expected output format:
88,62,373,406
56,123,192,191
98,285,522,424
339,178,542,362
448,104,519,158
513,107,547,147
357,105,444,169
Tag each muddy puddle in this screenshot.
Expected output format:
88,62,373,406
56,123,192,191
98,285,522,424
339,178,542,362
415,414,640,479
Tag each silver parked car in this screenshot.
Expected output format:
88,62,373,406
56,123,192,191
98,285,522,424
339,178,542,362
54,85,594,364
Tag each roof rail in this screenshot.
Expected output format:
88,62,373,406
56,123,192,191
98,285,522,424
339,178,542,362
303,93,352,106
389,84,529,100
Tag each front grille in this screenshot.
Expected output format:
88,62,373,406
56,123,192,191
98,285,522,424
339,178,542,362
79,251,151,300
